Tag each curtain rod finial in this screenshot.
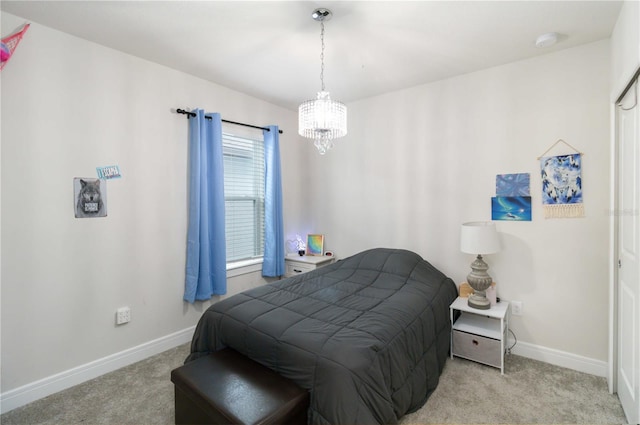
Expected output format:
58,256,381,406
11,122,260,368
176,108,196,118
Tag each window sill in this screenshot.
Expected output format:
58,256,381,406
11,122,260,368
226,258,263,278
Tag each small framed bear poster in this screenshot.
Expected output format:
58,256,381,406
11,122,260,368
74,178,107,218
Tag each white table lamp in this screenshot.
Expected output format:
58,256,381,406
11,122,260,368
460,221,501,310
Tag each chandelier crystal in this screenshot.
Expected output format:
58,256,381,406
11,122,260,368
298,8,347,155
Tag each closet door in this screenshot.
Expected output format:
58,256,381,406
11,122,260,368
616,78,640,425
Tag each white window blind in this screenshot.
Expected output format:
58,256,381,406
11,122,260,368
223,133,265,263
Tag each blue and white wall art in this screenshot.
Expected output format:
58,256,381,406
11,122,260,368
540,154,584,218
492,173,532,221
492,196,532,221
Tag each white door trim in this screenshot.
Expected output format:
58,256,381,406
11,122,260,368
611,69,640,424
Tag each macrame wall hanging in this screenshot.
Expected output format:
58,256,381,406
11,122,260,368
1,23,30,71
538,139,584,219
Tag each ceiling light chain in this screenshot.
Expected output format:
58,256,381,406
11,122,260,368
320,21,325,92
298,8,347,155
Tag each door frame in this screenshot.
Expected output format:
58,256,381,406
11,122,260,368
609,67,640,413
608,97,619,395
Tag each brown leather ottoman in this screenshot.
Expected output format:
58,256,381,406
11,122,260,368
171,348,309,425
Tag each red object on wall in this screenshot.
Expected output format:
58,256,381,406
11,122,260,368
1,23,30,71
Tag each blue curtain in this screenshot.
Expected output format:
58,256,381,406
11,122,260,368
262,125,285,277
184,110,227,302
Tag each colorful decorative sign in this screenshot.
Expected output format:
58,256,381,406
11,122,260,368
96,165,122,179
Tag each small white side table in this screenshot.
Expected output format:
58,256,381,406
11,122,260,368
450,296,510,374
284,254,335,278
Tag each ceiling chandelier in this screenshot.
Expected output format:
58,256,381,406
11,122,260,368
298,8,347,155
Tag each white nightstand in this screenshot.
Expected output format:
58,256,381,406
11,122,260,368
284,254,335,277
450,296,510,374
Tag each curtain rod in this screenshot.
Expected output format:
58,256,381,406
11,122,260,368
175,109,283,134
616,67,640,106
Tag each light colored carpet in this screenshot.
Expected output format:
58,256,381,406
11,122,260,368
1,344,628,424
400,355,627,424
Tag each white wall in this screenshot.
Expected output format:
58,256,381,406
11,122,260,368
0,12,301,403
302,40,611,366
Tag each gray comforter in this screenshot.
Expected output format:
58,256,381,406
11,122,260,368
186,248,457,425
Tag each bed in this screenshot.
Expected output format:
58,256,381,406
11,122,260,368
186,248,457,425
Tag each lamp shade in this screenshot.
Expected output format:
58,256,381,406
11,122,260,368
298,91,347,140
460,221,501,255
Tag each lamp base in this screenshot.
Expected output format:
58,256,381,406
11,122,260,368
468,293,491,310
466,254,493,310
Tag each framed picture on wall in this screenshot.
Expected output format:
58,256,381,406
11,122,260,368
74,177,107,218
491,196,532,221
306,234,324,256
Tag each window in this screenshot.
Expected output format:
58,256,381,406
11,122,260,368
223,133,265,263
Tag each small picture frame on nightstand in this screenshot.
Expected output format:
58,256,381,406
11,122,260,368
306,234,324,256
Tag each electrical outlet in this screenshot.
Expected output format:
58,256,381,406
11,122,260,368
116,306,131,325
511,301,523,316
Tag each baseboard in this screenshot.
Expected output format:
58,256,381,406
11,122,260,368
508,338,608,377
0,326,195,414
1,329,606,414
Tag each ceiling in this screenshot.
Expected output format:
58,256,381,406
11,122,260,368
0,1,623,111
